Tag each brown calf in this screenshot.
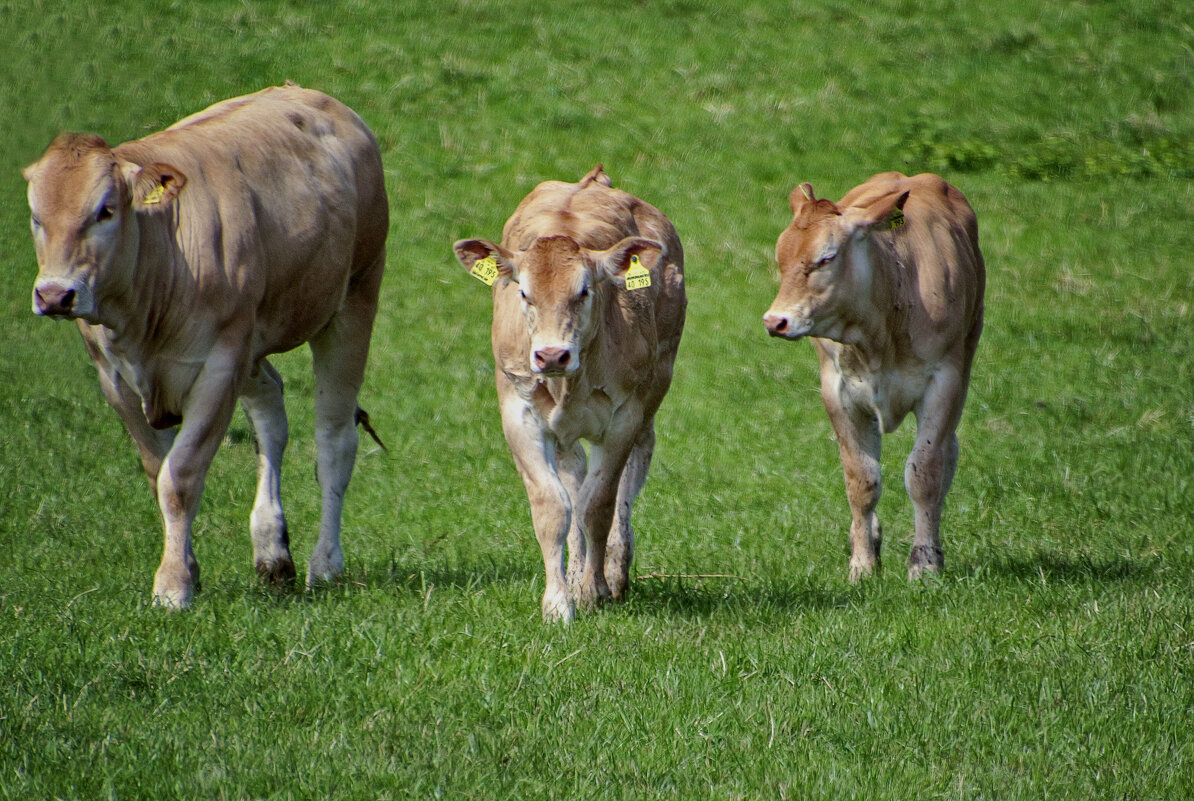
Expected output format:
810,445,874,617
24,84,388,607
764,172,984,580
454,166,686,622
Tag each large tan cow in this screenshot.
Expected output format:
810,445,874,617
453,166,685,622
23,83,388,608
763,171,984,581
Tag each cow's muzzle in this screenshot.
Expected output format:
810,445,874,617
33,281,79,318
763,311,811,340
532,346,575,376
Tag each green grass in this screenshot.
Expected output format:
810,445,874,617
2,0,1193,798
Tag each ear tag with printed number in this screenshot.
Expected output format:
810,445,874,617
624,254,652,290
880,207,905,231
142,184,166,206
470,256,500,286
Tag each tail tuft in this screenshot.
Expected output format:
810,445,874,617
355,407,388,452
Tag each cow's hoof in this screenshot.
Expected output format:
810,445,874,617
256,557,297,587
601,558,630,601
153,561,197,609
573,576,612,612
848,558,879,583
152,579,194,610
306,550,344,588
908,545,944,580
604,571,630,602
541,590,575,624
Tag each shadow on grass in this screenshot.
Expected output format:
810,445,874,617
959,549,1170,585
239,551,861,620
228,546,1182,616
622,575,858,620
358,549,867,619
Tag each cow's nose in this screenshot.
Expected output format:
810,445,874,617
34,284,77,317
534,346,572,372
763,312,790,337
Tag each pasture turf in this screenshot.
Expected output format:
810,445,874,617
1,1,1192,798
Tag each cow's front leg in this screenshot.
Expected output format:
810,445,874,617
906,369,966,580
240,360,295,586
500,386,573,622
821,376,883,582
153,345,245,608
576,408,641,610
82,327,175,498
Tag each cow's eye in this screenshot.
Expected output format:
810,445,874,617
519,290,530,304
578,286,589,299
30,215,41,230
96,205,114,223
810,251,837,270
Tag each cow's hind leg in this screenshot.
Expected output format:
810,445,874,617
906,368,967,580
605,421,654,600
559,441,587,594
241,360,295,586
306,262,382,588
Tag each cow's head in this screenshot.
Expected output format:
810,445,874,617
764,182,908,343
23,133,186,323
454,234,662,376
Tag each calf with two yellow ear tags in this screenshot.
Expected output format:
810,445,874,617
764,171,985,582
453,165,686,623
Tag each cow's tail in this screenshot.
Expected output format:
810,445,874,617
355,407,388,452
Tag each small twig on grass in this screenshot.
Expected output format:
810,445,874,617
64,586,100,610
550,648,583,669
634,572,744,581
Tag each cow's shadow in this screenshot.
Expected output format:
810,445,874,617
267,552,856,618
328,555,860,619
961,550,1156,585
617,574,858,618
261,546,1166,615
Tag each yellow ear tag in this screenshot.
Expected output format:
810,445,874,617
470,256,499,286
142,184,166,205
625,254,652,290
881,208,905,231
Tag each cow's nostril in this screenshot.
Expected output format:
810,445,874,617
61,289,76,309
774,317,787,332
558,351,570,366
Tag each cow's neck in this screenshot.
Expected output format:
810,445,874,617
834,236,901,368
100,212,188,352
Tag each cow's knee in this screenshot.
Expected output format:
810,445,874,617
843,456,882,512
905,445,945,507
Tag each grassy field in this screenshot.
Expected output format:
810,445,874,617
2,0,1193,798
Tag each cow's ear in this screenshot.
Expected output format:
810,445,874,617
128,163,187,212
789,182,816,214
453,238,517,283
594,236,663,284
845,190,910,237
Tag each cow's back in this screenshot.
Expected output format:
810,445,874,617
848,172,984,363
113,85,388,356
